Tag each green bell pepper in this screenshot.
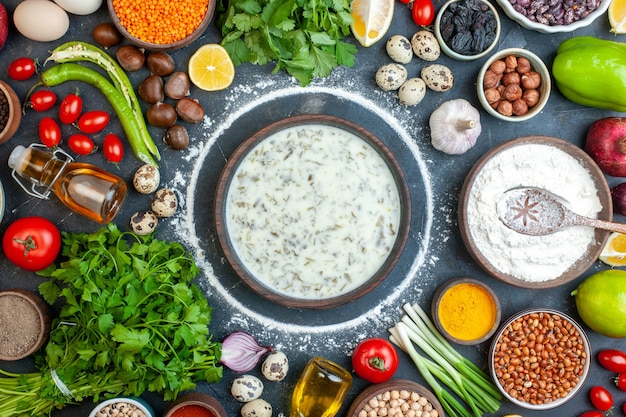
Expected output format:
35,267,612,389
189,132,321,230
552,36,626,112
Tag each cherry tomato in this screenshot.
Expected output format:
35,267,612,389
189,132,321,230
580,411,605,417
352,338,398,383
68,134,95,155
589,386,613,411
2,216,61,271
615,372,626,392
411,0,435,26
598,349,626,373
8,57,36,81
397,0,412,4
103,133,124,163
78,110,110,134
39,117,62,148
59,93,83,124
28,90,57,112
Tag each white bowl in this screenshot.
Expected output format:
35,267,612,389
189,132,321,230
495,0,610,33
477,48,551,122
435,0,501,61
89,398,154,417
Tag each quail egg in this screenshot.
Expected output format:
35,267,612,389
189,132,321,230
130,210,158,235
151,188,177,218
421,64,454,92
398,78,427,106
386,35,413,64
133,164,160,194
411,30,440,61
241,399,272,417
261,351,289,382
231,375,264,403
375,63,407,91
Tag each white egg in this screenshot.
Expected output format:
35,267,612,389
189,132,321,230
53,0,103,15
14,0,69,42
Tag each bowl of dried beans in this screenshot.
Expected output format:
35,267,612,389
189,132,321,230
107,0,216,51
489,308,590,409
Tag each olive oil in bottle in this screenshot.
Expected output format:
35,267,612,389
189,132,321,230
9,144,127,223
290,357,352,417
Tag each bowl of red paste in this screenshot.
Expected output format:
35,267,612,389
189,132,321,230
164,393,227,417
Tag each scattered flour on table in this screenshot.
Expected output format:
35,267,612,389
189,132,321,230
165,67,452,352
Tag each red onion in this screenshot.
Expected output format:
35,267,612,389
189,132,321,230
586,117,626,177
220,331,273,372
612,182,626,216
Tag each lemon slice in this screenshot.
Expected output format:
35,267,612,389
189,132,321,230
350,0,394,47
599,231,626,266
609,0,626,34
188,44,235,92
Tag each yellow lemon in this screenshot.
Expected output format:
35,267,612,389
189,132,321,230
609,0,626,34
599,232,626,266
350,0,394,47
188,44,235,92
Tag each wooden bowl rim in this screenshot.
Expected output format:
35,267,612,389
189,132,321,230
458,135,611,289
431,276,501,345
0,80,22,144
106,0,216,51
346,379,445,417
214,114,412,309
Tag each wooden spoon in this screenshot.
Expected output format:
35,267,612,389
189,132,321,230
497,187,626,236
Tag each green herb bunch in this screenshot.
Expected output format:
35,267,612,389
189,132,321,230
0,224,222,417
217,0,358,86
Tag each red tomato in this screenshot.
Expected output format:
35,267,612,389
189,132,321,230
78,110,110,134
580,411,605,417
2,216,61,271
397,0,412,3
103,133,124,163
589,386,613,411
598,349,626,373
8,57,36,81
616,373,626,392
68,134,95,155
59,93,83,124
411,0,435,26
39,117,62,147
352,338,398,383
29,90,57,112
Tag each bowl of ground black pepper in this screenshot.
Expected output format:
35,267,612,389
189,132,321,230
107,0,216,51
434,0,500,61
0,80,22,145
0,289,51,361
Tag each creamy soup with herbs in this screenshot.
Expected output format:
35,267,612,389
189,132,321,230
225,124,402,299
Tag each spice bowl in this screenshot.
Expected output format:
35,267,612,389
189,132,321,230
434,0,501,61
431,277,501,345
0,80,22,145
458,135,612,288
0,289,51,361
89,397,155,417
489,308,590,409
495,0,610,33
106,0,216,51
347,379,445,417
163,392,227,417
477,48,551,122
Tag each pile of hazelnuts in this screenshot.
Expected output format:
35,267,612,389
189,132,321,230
482,54,542,117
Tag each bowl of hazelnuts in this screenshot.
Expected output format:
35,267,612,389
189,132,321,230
477,48,551,122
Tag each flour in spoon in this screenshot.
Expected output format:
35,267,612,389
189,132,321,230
466,143,602,282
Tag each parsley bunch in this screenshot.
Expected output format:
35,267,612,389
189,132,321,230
217,0,358,86
0,224,222,417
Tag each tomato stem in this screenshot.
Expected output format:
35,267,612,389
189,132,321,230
13,236,37,257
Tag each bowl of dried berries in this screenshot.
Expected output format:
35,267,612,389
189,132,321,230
0,80,22,144
477,48,551,121
434,0,500,61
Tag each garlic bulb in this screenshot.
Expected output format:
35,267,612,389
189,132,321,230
429,99,482,155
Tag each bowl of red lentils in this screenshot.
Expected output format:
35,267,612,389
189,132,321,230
107,0,216,51
347,379,444,417
489,308,590,410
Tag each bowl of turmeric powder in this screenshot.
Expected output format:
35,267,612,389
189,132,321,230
107,0,216,51
431,277,501,345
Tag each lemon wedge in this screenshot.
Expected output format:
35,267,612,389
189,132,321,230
350,0,394,47
609,0,626,34
599,231,626,266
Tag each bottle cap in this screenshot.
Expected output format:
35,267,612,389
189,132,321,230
8,145,27,171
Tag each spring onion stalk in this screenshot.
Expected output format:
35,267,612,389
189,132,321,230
389,303,502,417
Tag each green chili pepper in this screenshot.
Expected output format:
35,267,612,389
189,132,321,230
45,42,160,162
552,36,626,112
39,63,156,165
